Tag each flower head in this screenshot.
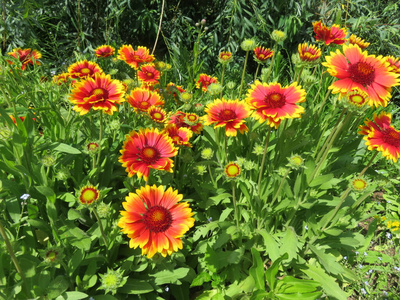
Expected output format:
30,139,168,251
322,44,399,107
271,30,287,43
138,64,161,85
349,34,370,49
7,48,42,70
359,111,400,162
79,185,100,205
246,81,306,128
94,45,115,58
119,128,178,180
53,72,72,85
224,162,241,178
204,98,250,136
168,111,203,134
253,46,274,63
68,73,125,115
298,43,321,62
99,268,126,295
287,154,305,169
218,51,233,64
117,45,155,69
118,185,195,258
162,124,193,147
126,87,164,112
385,55,400,75
68,60,103,79
241,39,257,51
350,178,369,192
196,74,218,92
40,246,64,265
201,148,214,160
87,142,100,155
312,21,347,45
148,106,167,123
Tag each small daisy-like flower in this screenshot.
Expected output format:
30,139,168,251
322,44,399,107
312,21,347,45
40,246,64,265
246,81,306,128
350,178,369,192
68,72,126,115
241,39,257,51
119,128,178,180
224,162,241,178
7,48,42,70
201,148,214,160
53,72,71,85
148,106,167,123
386,220,400,232
138,64,161,85
349,34,370,49
94,45,115,58
117,45,155,69
87,142,100,155
385,55,400,75
253,46,274,63
162,124,193,147
154,61,167,71
218,51,233,64
68,60,103,79
358,111,400,162
126,87,164,112
179,92,192,103
287,154,305,169
169,111,203,134
204,98,250,136
339,88,370,110
271,30,287,43
298,43,321,62
99,268,126,295
196,74,218,92
118,184,195,258
79,185,100,205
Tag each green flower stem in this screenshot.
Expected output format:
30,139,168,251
232,181,239,228
95,111,104,170
315,88,332,118
254,63,260,82
238,51,250,99
271,168,291,205
264,44,278,83
208,165,217,186
257,129,271,196
220,64,226,99
0,220,30,297
92,207,109,249
296,66,305,84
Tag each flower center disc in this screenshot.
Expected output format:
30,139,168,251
140,147,160,164
219,109,236,121
172,135,182,143
140,101,149,109
81,68,91,74
265,92,285,108
152,112,163,120
143,205,172,233
350,95,364,104
348,62,375,86
146,72,154,78
225,163,240,178
80,188,98,204
352,179,367,190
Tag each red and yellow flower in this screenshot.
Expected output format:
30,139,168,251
203,98,250,136
68,60,103,79
79,185,100,205
53,72,71,85
218,51,233,64
349,34,370,49
385,55,400,75
118,184,195,258
298,43,321,62
7,48,42,70
119,128,178,180
323,44,400,107
312,20,347,45
68,72,125,115
126,87,164,112
117,45,155,69
253,46,274,63
163,124,193,147
196,74,218,92
168,111,203,134
224,162,241,178
359,111,400,162
138,64,161,85
246,81,306,128
339,88,370,108
94,45,115,58
148,106,167,123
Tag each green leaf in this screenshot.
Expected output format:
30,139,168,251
309,174,333,188
265,253,288,290
256,229,280,261
52,142,82,154
281,227,298,261
36,185,56,203
309,245,345,275
118,278,154,294
150,267,190,285
190,272,212,287
46,276,70,299
275,291,322,300
219,208,233,222
249,248,265,290
55,291,88,300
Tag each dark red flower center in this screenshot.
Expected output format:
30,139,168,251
140,101,150,109
139,146,160,164
219,109,237,121
383,128,400,147
264,92,286,108
91,88,109,101
146,72,154,78
348,62,375,87
143,205,172,233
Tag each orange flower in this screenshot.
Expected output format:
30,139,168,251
339,88,370,108
168,111,203,134
312,20,347,45
203,98,250,136
119,128,178,180
79,185,100,205
94,45,115,58
349,34,370,49
218,51,233,64
166,82,186,99
323,44,400,107
118,185,194,258
163,124,193,147
196,74,218,92
298,43,321,62
68,73,125,115
53,72,71,85
68,60,103,79
126,87,164,112
385,56,400,75
253,46,274,63
359,111,400,162
117,45,155,69
224,162,241,178
7,48,41,70
138,64,160,85
246,81,306,128
148,106,167,123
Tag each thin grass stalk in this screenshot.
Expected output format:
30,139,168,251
220,64,226,99
152,0,165,55
257,129,271,196
254,63,260,82
238,51,250,99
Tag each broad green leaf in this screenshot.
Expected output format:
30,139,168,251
275,291,322,300
281,227,298,261
256,229,280,261
309,174,333,188
52,142,82,154
118,278,154,294
36,185,56,203
249,248,265,290
219,208,233,222
309,245,345,275
190,272,212,287
265,253,288,290
55,291,88,300
46,276,70,299
150,267,190,285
